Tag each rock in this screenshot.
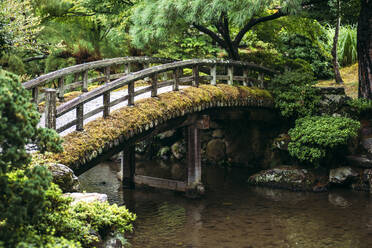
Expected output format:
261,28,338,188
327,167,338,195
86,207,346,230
248,166,324,192
47,163,80,192
346,155,372,168
171,163,184,180
206,139,226,162
157,146,171,160
328,194,351,208
63,193,108,205
209,121,221,129
362,138,372,157
102,232,127,248
157,130,176,140
329,167,359,184
171,141,186,160
273,133,290,151
351,169,372,192
212,129,224,138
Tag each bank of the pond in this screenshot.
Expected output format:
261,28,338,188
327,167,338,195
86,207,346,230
80,161,372,248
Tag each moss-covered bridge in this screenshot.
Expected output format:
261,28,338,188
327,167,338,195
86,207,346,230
25,57,277,196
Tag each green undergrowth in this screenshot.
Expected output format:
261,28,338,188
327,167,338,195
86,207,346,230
32,85,273,168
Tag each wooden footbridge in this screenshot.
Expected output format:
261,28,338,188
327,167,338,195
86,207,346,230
24,57,278,196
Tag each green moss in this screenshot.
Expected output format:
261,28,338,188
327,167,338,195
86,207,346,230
33,85,273,169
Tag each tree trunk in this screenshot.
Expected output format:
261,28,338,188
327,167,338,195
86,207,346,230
332,0,343,84
357,0,372,99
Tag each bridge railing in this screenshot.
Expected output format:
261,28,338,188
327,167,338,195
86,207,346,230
22,56,174,104
37,59,277,133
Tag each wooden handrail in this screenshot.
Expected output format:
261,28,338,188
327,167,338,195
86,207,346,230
37,58,278,134
22,56,174,89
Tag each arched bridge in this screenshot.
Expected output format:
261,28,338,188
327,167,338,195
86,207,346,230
25,57,278,196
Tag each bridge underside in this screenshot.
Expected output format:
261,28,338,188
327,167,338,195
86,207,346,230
34,84,275,195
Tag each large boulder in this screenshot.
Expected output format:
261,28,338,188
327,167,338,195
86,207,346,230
206,139,226,163
171,141,186,160
47,163,80,192
362,138,372,158
63,192,108,205
329,167,359,184
248,166,326,192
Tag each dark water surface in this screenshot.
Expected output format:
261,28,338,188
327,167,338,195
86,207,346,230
79,162,372,248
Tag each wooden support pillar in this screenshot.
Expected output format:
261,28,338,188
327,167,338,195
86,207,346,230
45,88,57,130
76,103,84,131
125,63,131,74
193,65,199,87
151,73,158,97
58,77,65,101
228,66,233,85
210,65,217,86
122,145,136,189
186,116,209,197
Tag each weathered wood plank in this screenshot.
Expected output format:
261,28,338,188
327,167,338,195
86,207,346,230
193,65,199,87
103,92,110,118
76,104,84,131
82,70,89,92
210,65,217,85
45,89,57,130
151,73,157,97
134,175,186,192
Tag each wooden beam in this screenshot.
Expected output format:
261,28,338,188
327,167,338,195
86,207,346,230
134,175,186,192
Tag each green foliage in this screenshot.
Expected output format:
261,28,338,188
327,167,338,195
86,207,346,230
347,98,372,116
270,70,321,118
325,25,357,66
288,116,360,164
277,33,333,79
0,70,135,247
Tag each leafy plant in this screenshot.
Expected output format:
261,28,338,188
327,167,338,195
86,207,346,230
270,70,321,119
347,98,372,116
288,116,360,165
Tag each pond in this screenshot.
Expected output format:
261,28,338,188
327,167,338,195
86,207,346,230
79,161,372,248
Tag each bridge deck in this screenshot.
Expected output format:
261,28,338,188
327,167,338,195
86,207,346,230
39,85,187,136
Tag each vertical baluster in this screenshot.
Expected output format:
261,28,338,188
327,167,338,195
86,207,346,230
58,77,65,101
243,69,248,87
103,92,110,118
173,68,180,91
76,103,84,131
144,63,150,82
32,87,39,105
104,66,111,84
151,73,158,97
82,70,88,92
193,65,199,87
125,63,131,74
45,89,57,130
210,65,217,85
227,66,233,85
258,73,264,88
128,81,134,106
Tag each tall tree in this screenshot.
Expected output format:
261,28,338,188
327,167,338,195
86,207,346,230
331,0,344,84
130,0,304,60
358,0,372,99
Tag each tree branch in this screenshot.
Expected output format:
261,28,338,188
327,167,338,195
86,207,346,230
233,10,286,46
192,23,227,49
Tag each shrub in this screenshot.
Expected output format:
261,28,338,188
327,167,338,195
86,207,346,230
347,98,372,117
270,70,321,119
288,116,360,165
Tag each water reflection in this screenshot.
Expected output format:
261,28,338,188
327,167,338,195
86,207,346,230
79,161,372,248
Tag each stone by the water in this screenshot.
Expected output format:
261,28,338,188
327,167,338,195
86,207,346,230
329,167,359,184
63,192,108,205
47,163,80,192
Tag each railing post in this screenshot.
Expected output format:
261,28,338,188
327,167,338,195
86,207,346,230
210,65,217,86
45,89,57,130
228,66,233,85
128,81,134,106
103,92,110,118
32,87,39,105
173,68,180,91
258,73,264,88
243,69,249,87
76,103,84,131
58,77,65,101
125,63,131,74
82,70,88,92
104,66,111,84
151,73,158,97
193,65,199,87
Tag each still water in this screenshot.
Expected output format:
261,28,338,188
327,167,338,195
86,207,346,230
79,161,372,248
